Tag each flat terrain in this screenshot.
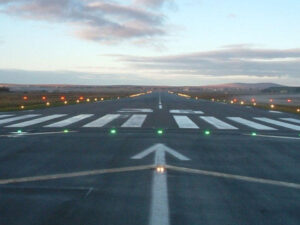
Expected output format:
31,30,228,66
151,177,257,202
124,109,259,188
0,92,300,225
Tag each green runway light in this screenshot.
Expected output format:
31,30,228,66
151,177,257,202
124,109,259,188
251,132,257,136
17,130,22,134
110,129,117,134
64,129,69,133
204,130,211,135
157,129,164,135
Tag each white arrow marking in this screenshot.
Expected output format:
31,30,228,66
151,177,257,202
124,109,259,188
132,143,189,225
131,143,190,162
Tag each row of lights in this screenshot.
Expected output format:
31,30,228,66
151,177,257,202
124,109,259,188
20,96,107,110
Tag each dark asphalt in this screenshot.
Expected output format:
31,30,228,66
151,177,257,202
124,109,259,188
0,92,300,225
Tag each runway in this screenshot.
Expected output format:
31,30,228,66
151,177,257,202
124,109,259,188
0,92,300,225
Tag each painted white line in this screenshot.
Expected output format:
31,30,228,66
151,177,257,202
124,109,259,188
150,165,169,225
83,114,120,127
173,115,199,129
254,117,300,131
280,118,300,124
269,110,282,114
6,114,66,127
227,117,277,130
167,165,300,190
0,114,40,125
158,94,163,109
44,114,94,127
244,134,300,140
118,108,153,113
0,115,14,119
200,116,238,130
170,109,204,114
121,114,147,128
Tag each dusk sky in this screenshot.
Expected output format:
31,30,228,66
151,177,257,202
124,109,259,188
0,0,300,86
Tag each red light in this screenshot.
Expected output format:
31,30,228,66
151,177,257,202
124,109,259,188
79,96,84,100
251,98,255,102
287,99,292,103
60,96,65,101
42,96,46,100
234,98,237,102
23,96,28,100
269,99,273,102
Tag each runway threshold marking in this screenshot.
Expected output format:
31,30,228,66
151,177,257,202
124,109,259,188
280,118,300,124
254,117,300,131
83,114,120,127
170,109,204,114
0,114,40,125
118,108,153,113
6,114,66,127
132,143,190,225
227,117,277,130
173,115,199,129
0,115,14,119
44,114,94,127
200,116,238,130
121,114,147,128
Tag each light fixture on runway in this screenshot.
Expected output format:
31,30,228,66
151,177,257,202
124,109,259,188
157,129,164,135
110,129,117,135
204,130,211,135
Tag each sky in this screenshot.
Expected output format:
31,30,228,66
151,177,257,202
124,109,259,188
0,0,300,86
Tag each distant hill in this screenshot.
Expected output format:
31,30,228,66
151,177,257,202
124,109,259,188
262,86,300,94
197,83,284,90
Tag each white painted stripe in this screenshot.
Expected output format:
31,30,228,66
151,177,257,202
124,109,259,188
170,109,204,114
158,94,163,109
280,118,300,124
269,110,282,114
83,114,120,127
0,114,40,125
0,115,14,119
150,168,169,225
118,108,153,113
244,134,300,140
121,114,147,128
254,117,300,131
44,114,94,127
200,116,238,130
6,114,66,127
227,117,277,130
173,115,199,129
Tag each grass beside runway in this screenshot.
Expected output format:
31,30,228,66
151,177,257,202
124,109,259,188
0,91,144,112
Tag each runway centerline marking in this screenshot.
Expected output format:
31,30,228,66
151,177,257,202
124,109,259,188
159,93,163,109
170,109,204,114
132,143,189,225
118,108,153,113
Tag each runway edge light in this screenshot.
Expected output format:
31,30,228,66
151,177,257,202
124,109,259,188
110,129,117,134
204,130,211,135
157,129,164,135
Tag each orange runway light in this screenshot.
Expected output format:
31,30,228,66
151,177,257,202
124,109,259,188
60,96,66,101
42,96,46,100
23,96,28,100
79,96,84,100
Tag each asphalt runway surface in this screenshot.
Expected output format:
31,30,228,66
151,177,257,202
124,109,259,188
0,92,300,225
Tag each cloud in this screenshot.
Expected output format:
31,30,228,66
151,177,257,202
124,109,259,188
135,0,170,8
0,0,168,44
114,46,300,79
